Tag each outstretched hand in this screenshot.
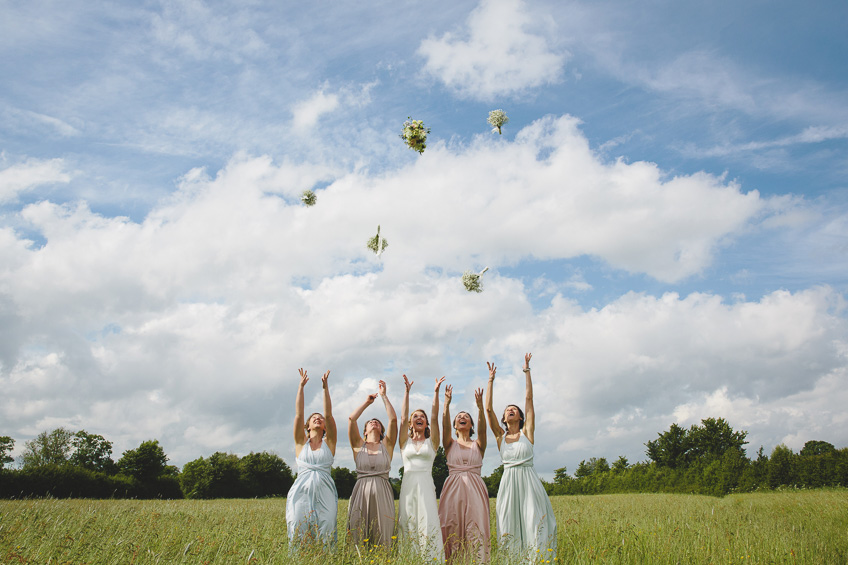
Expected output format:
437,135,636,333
444,384,453,404
403,374,413,392
321,370,330,388
434,376,446,392
378,379,387,397
298,368,309,387
366,392,378,405
524,353,532,370
474,387,484,409
487,362,497,380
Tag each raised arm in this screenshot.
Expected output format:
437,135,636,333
349,392,377,456
322,371,337,454
430,376,445,451
441,384,453,452
485,362,504,447
474,387,487,455
294,369,309,455
380,380,399,459
399,375,412,449
523,353,536,443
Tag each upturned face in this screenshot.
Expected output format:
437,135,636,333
365,419,384,437
308,414,325,434
410,410,428,431
503,405,520,423
454,412,472,430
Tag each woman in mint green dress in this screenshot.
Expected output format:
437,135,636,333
485,354,557,560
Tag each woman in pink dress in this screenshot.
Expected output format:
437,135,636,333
438,384,490,562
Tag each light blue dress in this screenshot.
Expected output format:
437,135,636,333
496,434,557,559
286,441,338,547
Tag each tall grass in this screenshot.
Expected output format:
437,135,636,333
1,490,846,563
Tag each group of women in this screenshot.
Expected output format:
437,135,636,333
285,354,557,562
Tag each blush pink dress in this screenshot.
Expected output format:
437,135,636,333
438,442,490,562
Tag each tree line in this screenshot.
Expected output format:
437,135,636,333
2,418,846,500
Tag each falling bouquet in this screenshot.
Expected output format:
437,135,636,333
462,267,489,293
366,225,388,257
301,189,317,207
487,109,509,135
400,117,430,154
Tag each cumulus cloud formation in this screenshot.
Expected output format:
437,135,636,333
0,158,71,203
418,0,566,100
2,115,843,474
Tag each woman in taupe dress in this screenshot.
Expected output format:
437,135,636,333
347,380,398,547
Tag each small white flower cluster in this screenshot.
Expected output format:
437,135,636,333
487,109,509,135
300,189,317,207
400,118,430,154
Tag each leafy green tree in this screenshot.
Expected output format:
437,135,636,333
21,428,74,468
180,457,212,499
553,466,569,485
576,457,609,477
70,431,115,473
239,451,294,497
645,423,689,469
0,436,14,468
331,466,357,499
799,440,835,457
118,440,168,482
768,444,796,488
432,446,449,497
575,460,592,478
612,456,629,473
484,464,504,497
688,417,748,463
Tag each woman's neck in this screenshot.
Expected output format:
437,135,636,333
410,429,426,440
455,431,472,443
365,433,381,444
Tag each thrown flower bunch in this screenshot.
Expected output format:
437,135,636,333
462,267,489,293
487,109,509,135
366,225,389,257
300,189,317,207
400,117,430,154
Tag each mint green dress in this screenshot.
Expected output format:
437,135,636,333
496,434,557,559
286,442,338,547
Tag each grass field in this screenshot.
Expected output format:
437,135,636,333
1,490,846,564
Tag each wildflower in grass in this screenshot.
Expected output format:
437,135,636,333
462,267,488,292
400,118,430,154
487,109,509,134
366,225,388,257
301,189,317,207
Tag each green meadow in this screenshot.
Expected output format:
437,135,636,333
1,490,846,564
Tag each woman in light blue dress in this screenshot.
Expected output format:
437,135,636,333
485,354,557,560
286,368,339,548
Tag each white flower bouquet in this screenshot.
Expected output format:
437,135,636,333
487,109,509,135
462,267,489,293
301,189,317,207
400,117,430,154
367,225,388,257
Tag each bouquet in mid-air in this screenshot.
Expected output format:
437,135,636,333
367,225,389,257
301,189,317,207
400,118,430,154
462,267,489,293
487,109,509,135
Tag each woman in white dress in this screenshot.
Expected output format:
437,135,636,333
485,354,557,560
286,368,338,548
397,374,445,560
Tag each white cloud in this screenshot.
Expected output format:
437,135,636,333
0,115,842,474
418,0,566,100
0,157,71,203
291,90,340,132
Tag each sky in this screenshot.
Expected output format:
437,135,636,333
1,0,847,479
